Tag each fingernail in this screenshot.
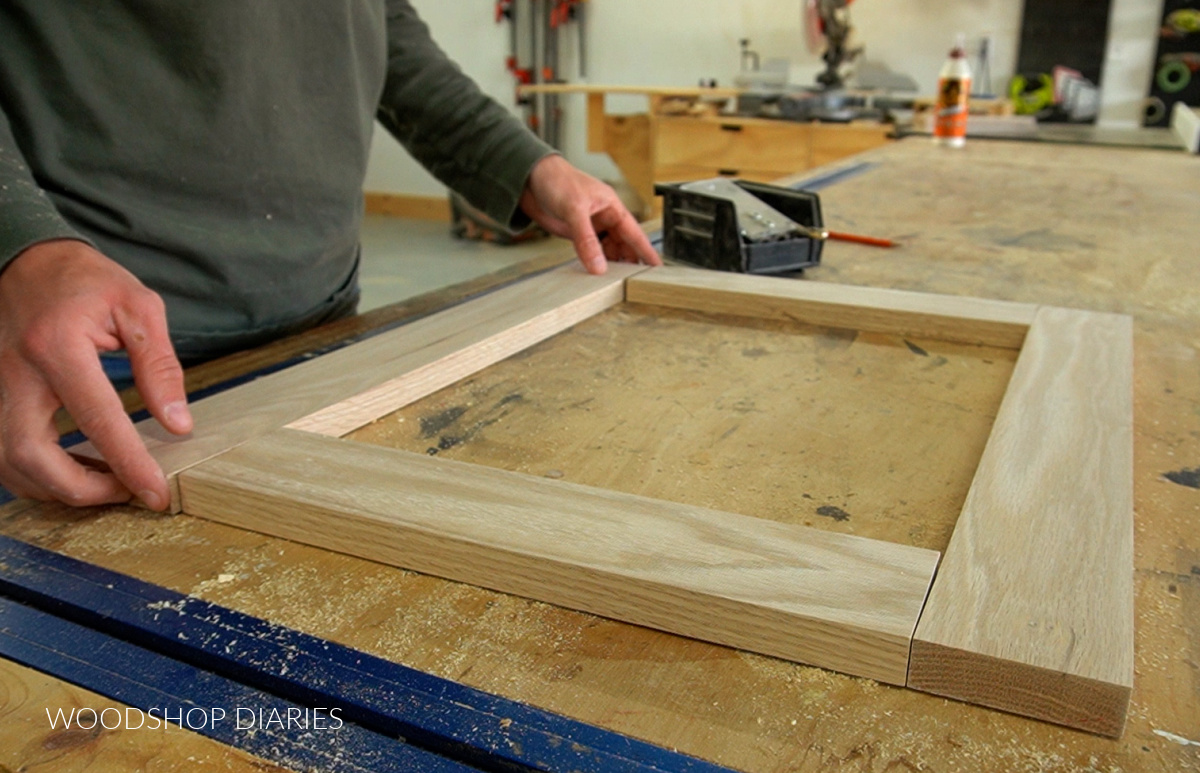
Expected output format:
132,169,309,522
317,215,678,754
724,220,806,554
164,401,193,432
138,489,165,511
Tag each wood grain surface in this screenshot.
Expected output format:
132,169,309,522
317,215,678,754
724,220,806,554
0,658,284,772
348,302,1016,552
627,266,1036,349
287,263,640,438
65,263,641,508
910,307,1135,736
2,138,1197,771
51,247,576,437
179,429,940,686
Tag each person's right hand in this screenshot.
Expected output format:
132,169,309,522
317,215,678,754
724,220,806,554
0,239,193,510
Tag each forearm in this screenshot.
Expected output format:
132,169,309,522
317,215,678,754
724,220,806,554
376,0,553,225
0,107,88,273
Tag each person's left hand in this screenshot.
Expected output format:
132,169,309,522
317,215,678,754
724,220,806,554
520,154,661,275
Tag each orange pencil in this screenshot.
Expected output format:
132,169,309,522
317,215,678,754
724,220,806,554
827,230,896,248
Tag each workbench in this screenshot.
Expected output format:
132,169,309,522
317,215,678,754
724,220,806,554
2,137,1198,771
520,85,893,218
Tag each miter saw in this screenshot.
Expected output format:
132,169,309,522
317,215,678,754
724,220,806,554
808,0,863,90
736,0,913,122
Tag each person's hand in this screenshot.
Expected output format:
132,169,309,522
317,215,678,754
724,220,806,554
0,240,192,510
519,154,662,274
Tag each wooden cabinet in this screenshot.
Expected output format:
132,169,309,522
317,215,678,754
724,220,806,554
633,115,891,216
655,117,816,177
654,116,892,191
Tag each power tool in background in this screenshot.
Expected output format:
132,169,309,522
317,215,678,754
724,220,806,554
807,0,861,91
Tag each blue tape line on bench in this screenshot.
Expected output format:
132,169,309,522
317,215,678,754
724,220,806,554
787,161,877,192
0,595,477,773
0,535,734,773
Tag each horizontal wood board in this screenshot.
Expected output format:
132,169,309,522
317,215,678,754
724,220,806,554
908,306,1135,736
179,429,941,686
627,266,1037,350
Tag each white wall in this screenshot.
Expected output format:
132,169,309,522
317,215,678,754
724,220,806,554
366,0,1162,195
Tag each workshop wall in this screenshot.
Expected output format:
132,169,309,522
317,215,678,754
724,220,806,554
363,0,1159,197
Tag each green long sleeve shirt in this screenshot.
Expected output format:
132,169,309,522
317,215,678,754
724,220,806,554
0,1,553,359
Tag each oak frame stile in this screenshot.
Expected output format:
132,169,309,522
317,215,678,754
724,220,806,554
68,262,1134,737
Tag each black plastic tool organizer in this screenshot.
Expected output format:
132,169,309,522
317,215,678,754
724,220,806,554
655,180,825,275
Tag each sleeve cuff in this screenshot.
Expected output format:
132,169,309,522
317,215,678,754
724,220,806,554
464,132,557,230
0,214,92,276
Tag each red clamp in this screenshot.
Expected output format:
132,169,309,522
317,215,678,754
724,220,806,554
550,0,577,29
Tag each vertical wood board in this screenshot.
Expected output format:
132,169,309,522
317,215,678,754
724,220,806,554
65,263,643,506
284,264,636,437
179,429,941,686
908,306,1134,737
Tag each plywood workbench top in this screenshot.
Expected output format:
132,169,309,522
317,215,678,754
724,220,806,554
3,138,1199,771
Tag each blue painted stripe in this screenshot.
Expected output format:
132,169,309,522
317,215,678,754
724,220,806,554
786,161,878,192
0,596,478,772
0,535,735,773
